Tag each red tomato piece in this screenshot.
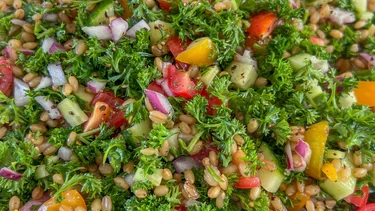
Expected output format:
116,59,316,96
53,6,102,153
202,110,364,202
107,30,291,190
200,88,224,116
0,57,13,96
91,92,124,110
108,111,127,129
310,36,325,46
344,185,370,208
234,176,261,189
175,205,187,211
191,144,219,163
91,92,127,129
158,0,172,11
147,81,166,96
166,36,191,58
167,65,196,99
247,12,278,39
356,203,375,211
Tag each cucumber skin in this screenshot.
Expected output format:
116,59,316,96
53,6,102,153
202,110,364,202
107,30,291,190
200,65,220,86
88,0,114,26
288,53,312,71
257,143,285,193
127,119,152,143
226,61,257,90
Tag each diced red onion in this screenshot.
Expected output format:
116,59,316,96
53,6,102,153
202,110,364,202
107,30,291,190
311,56,329,73
294,139,312,164
35,96,62,119
289,0,299,8
43,13,58,22
48,42,66,54
87,80,106,93
330,8,356,25
145,89,173,116
19,48,35,55
34,77,52,91
13,78,30,107
20,192,50,211
3,46,11,60
82,25,113,40
360,53,375,67
234,50,258,69
42,37,56,53
0,167,22,181
57,146,73,161
47,63,66,86
11,19,29,26
185,199,201,207
173,156,200,174
126,20,150,38
293,155,307,172
162,62,172,78
110,17,129,43
155,78,165,85
178,133,194,142
124,173,135,187
285,143,294,170
160,79,175,97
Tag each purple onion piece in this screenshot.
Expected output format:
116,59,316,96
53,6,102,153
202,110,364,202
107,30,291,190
126,20,150,38
82,25,113,40
110,17,129,43
35,96,62,119
161,79,175,97
173,156,201,174
47,63,66,86
0,167,22,181
48,42,66,54
42,37,56,53
87,80,106,93
13,78,30,107
144,89,173,115
285,143,294,170
360,53,375,67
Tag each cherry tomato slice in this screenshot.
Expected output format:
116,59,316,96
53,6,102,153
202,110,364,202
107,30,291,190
147,81,166,96
356,203,375,211
247,12,278,39
158,0,172,11
310,36,325,46
90,92,124,110
167,65,196,99
191,144,219,164
200,88,224,116
234,176,261,189
166,36,191,58
0,57,13,96
108,111,127,129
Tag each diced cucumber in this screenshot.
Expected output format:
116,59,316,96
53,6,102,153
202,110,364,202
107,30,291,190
34,165,49,180
320,156,356,201
127,119,152,143
88,0,114,26
200,65,220,86
226,61,257,90
288,53,312,71
360,12,373,21
57,98,89,127
73,85,94,103
305,80,323,107
149,20,175,45
339,91,357,108
44,156,59,165
257,143,285,193
325,150,346,159
230,0,239,10
133,168,163,186
167,127,180,154
351,0,367,14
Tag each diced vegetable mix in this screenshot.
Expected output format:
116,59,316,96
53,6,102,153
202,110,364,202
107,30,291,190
0,0,375,210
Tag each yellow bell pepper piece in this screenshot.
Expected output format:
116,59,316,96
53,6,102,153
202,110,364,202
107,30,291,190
304,121,329,180
175,37,216,66
322,163,337,181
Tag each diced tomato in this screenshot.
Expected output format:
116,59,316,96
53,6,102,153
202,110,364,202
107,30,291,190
91,92,124,110
200,88,224,116
90,92,127,129
344,185,370,208
108,111,127,129
234,176,261,189
147,81,166,96
356,203,375,211
158,0,172,11
310,36,325,46
166,36,191,58
175,205,187,211
191,144,219,163
247,12,278,39
0,57,13,96
167,65,197,99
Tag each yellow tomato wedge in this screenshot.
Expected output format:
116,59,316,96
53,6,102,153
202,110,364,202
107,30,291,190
304,121,329,180
175,37,216,66
39,190,87,211
322,163,338,181
353,81,375,107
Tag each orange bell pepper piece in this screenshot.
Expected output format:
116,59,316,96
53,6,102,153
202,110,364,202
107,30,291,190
247,12,277,39
289,192,310,211
353,81,375,107
322,163,338,181
39,190,87,211
175,37,216,66
83,101,111,132
304,121,329,180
